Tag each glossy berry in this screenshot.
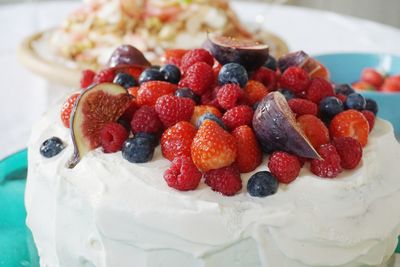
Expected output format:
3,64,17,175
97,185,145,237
297,115,330,149
334,84,355,96
113,72,138,89
217,83,242,110
252,67,277,90
243,80,269,105
40,137,65,158
135,132,159,147
178,62,214,95
345,93,366,110
218,63,248,88
93,69,115,83
288,98,318,117
247,171,278,197
232,125,262,173
279,89,295,101
306,77,334,104
163,48,188,66
361,68,384,88
381,76,400,92
264,55,277,71
310,144,342,178
204,165,242,196
138,68,163,84
180,48,214,73
319,96,344,120
361,110,375,132
222,105,254,130
164,156,202,191
160,64,181,84
332,137,363,170
130,105,163,134
279,66,310,94
365,98,378,115
196,112,226,129
191,105,222,126
268,151,301,184
174,88,200,103
61,92,80,128
136,81,177,106
155,95,195,127
80,69,96,88
122,137,154,163
100,122,129,153
161,121,197,161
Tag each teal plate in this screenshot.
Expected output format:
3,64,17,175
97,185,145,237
0,150,399,266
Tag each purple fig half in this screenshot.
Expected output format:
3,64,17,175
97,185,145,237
277,51,309,73
253,91,320,159
107,44,151,68
67,83,131,168
203,34,269,71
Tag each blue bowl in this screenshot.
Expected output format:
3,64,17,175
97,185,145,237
314,53,400,134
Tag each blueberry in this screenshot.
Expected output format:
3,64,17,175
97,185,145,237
264,55,277,71
335,84,355,96
319,96,344,120
253,101,260,111
345,93,366,110
122,137,154,163
138,68,163,84
196,113,226,130
278,88,295,101
134,132,159,147
40,137,65,158
174,88,200,103
247,171,279,197
365,98,378,115
160,64,181,84
113,72,137,89
218,63,248,87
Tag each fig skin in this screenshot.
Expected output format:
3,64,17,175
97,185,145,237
277,51,309,73
203,35,269,72
107,45,151,68
252,92,320,159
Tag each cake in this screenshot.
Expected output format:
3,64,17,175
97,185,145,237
25,44,400,267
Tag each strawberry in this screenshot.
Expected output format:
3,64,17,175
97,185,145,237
179,62,214,95
232,125,262,173
161,121,197,161
191,120,237,172
310,62,329,80
243,80,269,105
137,81,177,106
61,92,80,128
155,95,195,127
252,67,278,90
80,69,96,89
381,76,400,92
297,114,330,149
360,68,384,88
352,81,375,91
191,105,222,126
180,49,214,73
163,49,188,66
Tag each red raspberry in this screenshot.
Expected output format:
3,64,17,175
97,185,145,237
297,114,329,149
232,125,262,173
179,62,214,95
200,86,221,108
243,80,269,105
252,67,278,90
164,156,202,191
120,101,138,123
180,49,214,73
155,95,195,127
222,105,254,130
310,144,342,178
361,68,384,88
361,110,375,132
279,66,310,94
60,92,80,128
130,105,163,134
93,69,115,83
216,83,242,110
288,98,317,117
80,69,96,88
100,122,129,153
137,81,177,106
306,77,334,104
336,93,347,103
268,151,301,184
204,164,242,196
161,121,197,161
332,137,363,170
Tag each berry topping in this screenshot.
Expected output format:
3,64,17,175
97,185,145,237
180,48,214,73
164,156,202,191
136,81,177,106
232,125,262,173
174,88,200,103
264,55,277,71
288,98,318,117
40,137,65,158
330,109,369,146
122,136,155,163
80,69,96,88
218,63,248,87
155,95,195,127
204,165,242,196
365,98,378,115
247,171,278,197
161,121,197,161
332,137,363,170
113,72,138,89
61,92,80,128
191,105,222,126
361,68,384,88
130,105,163,134
361,110,376,132
138,68,163,84
196,113,226,129
243,80,269,105
191,120,237,172
345,93,366,110
306,77,334,104
100,122,129,153
216,83,242,110
160,64,181,84
268,151,301,184
222,105,254,130
334,84,355,96
93,69,115,83
279,66,310,94
310,144,342,178
297,114,330,149
319,96,344,120
252,67,277,90
179,62,214,95
135,132,159,147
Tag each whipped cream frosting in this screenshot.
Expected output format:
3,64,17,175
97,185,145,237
25,100,400,267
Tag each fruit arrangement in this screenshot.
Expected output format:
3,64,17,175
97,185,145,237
40,40,379,197
353,67,400,92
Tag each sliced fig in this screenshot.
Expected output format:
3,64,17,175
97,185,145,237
107,45,151,68
277,51,309,73
203,33,269,71
252,92,320,159
68,83,131,168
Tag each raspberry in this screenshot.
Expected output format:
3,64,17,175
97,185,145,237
330,110,369,146
268,151,301,184
216,83,242,110
279,66,310,94
93,69,115,83
306,77,335,104
80,69,96,88
180,49,214,73
155,95,195,127
163,49,188,67
310,144,342,178
204,164,242,196
252,67,278,90
191,105,222,126
161,121,197,161
243,80,269,105
179,62,214,95
137,81,177,106
60,92,80,128
361,68,384,88
200,86,221,108
130,105,163,134
297,114,330,149
332,137,363,170
164,156,202,191
361,110,375,132
222,105,253,130
288,98,317,117
232,125,262,173
100,122,129,153
120,101,138,122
